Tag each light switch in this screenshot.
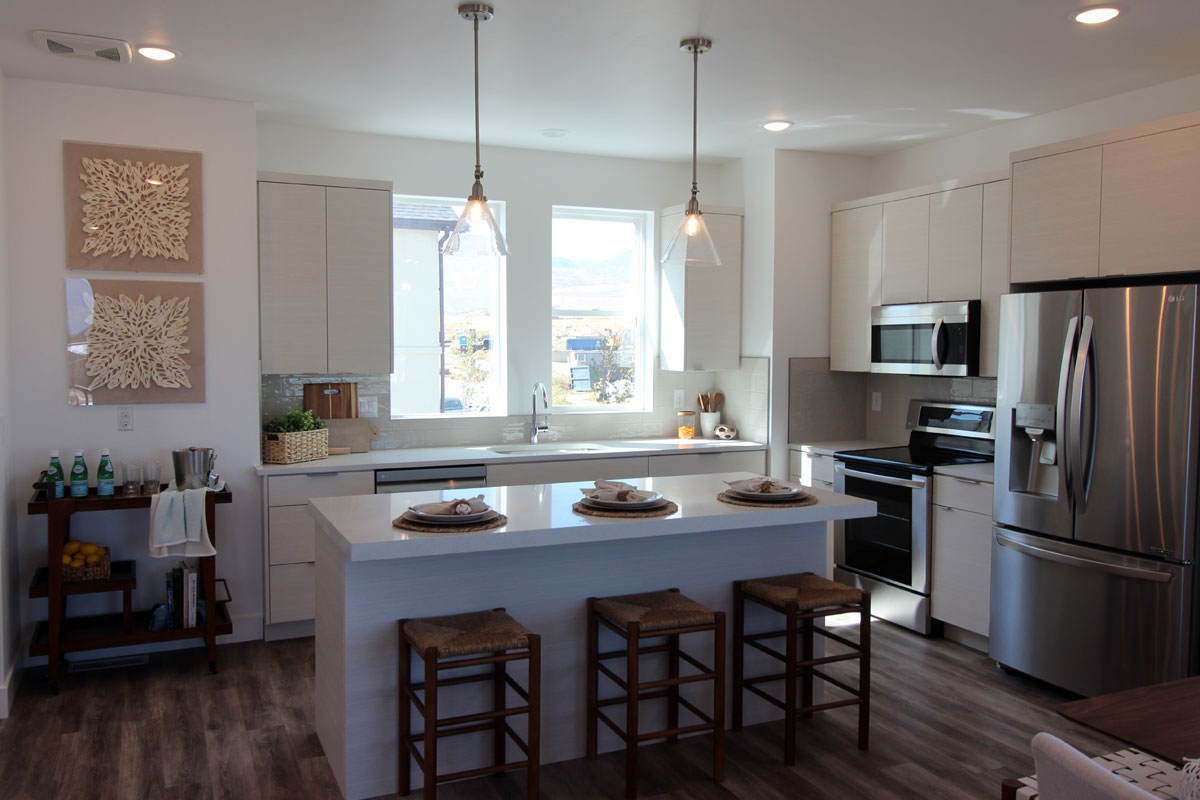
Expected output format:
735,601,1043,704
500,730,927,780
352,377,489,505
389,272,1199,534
871,392,881,412
359,396,379,418
673,389,685,409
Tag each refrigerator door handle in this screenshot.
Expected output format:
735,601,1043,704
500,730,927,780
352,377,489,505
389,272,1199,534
1070,315,1095,512
1057,315,1079,498
931,317,945,370
995,531,1172,583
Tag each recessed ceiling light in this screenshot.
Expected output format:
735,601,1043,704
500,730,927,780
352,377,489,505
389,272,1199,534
137,46,176,61
762,120,793,132
540,128,569,138
1072,6,1120,24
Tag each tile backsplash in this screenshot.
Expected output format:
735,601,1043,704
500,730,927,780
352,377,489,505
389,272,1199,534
261,357,770,449
787,358,868,443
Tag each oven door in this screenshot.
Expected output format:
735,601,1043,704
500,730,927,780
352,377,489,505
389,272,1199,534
834,462,930,594
871,301,979,376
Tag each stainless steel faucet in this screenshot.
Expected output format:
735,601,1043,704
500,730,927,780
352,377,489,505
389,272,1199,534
531,382,550,444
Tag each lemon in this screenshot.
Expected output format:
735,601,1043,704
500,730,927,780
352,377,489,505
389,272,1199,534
79,543,99,556
62,554,72,565
63,541,81,555
85,553,102,565
70,559,85,568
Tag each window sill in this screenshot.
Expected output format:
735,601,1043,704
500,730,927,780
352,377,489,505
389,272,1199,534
389,412,509,422
547,407,653,416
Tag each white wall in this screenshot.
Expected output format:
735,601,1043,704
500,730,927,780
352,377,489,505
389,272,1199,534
0,68,17,716
4,79,261,664
870,71,1200,193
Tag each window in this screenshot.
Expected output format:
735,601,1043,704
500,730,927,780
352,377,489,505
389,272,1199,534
551,207,653,410
390,195,505,417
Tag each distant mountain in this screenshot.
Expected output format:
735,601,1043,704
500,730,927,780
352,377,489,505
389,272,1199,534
552,252,635,310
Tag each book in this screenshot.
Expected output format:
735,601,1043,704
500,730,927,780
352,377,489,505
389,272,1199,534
171,567,183,629
165,573,174,628
186,569,197,628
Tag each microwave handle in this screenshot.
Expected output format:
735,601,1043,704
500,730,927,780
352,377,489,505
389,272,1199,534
931,317,945,370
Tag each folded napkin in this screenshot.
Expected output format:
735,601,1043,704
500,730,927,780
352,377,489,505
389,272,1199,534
725,477,796,495
148,487,217,558
580,480,656,503
412,495,490,516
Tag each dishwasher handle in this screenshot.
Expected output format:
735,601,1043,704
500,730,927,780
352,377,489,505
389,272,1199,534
375,465,488,492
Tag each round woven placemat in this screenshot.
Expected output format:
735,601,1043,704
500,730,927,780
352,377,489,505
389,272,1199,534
572,500,679,518
717,491,818,508
392,513,509,533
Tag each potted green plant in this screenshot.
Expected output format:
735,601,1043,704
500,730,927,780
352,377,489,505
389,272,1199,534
262,409,329,464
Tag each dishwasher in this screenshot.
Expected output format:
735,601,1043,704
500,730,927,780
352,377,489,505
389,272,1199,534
375,465,488,493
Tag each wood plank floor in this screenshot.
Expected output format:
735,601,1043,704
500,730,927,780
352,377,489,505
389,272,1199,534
0,619,1122,799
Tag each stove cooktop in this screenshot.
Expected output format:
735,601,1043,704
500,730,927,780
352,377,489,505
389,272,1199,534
835,445,993,475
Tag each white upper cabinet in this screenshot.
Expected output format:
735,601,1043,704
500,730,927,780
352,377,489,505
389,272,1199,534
881,195,930,304
326,186,393,374
259,181,329,375
1099,125,1200,277
1009,147,1102,284
979,181,1011,378
829,205,883,372
258,175,393,375
660,208,743,372
928,185,983,303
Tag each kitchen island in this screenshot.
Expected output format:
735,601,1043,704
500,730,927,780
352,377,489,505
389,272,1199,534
308,472,876,800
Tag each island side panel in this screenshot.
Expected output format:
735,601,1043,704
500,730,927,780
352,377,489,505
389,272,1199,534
322,521,827,800
314,532,350,798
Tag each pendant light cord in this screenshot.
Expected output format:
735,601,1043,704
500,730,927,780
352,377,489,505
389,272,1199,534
691,43,698,198
474,15,482,181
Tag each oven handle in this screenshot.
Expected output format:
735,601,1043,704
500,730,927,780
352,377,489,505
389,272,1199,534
931,317,945,370
835,463,927,490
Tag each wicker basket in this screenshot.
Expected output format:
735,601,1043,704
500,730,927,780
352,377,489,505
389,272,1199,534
63,550,110,582
262,428,330,464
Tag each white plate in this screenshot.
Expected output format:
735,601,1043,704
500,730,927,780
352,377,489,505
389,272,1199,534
407,507,493,524
580,492,665,510
727,488,804,502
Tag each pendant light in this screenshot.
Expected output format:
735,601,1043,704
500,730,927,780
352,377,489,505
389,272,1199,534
444,3,509,257
662,37,720,267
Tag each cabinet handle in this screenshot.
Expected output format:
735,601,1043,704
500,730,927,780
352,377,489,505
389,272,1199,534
952,477,983,485
302,472,339,477
935,504,955,512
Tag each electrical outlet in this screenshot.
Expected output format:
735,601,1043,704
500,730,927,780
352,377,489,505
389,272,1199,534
673,389,685,409
118,406,134,431
871,392,882,413
359,396,379,418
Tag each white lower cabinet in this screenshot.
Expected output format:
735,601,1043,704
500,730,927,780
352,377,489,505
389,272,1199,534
930,475,994,637
269,563,317,624
264,470,374,628
646,450,765,477
486,457,649,487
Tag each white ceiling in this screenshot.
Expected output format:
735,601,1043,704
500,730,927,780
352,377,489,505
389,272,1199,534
3,1,1200,161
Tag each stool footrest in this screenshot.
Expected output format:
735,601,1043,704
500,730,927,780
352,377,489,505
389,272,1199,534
436,649,529,671
437,703,531,730
801,697,862,714
597,662,627,691
639,670,715,691
438,759,532,784
744,682,787,710
639,720,714,742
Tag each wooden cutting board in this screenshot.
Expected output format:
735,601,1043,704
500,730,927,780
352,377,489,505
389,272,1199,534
303,383,359,419
325,419,372,453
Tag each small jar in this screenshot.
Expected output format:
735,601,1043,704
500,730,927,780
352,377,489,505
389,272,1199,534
677,411,696,439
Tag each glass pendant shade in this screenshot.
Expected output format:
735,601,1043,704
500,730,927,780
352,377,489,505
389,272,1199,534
662,209,720,266
444,193,509,256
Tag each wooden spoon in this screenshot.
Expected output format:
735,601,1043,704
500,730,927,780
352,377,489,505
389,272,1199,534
697,392,707,412
713,391,725,411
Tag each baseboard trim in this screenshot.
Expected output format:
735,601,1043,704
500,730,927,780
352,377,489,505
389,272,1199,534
943,622,989,653
0,658,20,718
264,619,314,641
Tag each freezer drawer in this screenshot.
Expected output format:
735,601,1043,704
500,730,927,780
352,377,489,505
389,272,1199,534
989,527,1190,697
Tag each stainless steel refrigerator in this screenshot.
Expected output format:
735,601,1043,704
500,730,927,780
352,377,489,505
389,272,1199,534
991,284,1199,697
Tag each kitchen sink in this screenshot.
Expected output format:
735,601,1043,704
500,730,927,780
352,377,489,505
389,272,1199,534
485,443,614,455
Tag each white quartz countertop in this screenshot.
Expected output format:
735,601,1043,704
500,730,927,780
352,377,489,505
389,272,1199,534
933,462,995,482
790,439,898,455
308,471,875,562
256,437,765,476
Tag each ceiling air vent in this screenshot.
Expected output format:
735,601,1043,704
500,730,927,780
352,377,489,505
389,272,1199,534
32,30,132,64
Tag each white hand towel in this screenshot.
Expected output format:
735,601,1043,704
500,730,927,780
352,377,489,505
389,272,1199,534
580,480,656,503
725,477,797,495
148,487,217,558
411,495,490,516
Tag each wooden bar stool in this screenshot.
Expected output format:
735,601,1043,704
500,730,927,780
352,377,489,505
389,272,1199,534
586,588,725,799
732,572,870,765
398,608,540,799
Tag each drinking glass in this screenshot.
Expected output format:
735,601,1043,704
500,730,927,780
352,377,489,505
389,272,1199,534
122,462,143,496
144,460,162,494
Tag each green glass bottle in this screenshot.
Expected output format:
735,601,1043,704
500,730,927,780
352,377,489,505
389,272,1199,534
47,451,65,499
97,449,115,498
69,451,88,498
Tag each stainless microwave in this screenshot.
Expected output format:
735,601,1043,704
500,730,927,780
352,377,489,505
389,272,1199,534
870,300,980,376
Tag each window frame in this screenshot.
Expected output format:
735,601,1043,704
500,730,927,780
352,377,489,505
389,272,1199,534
388,193,508,420
549,205,655,413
